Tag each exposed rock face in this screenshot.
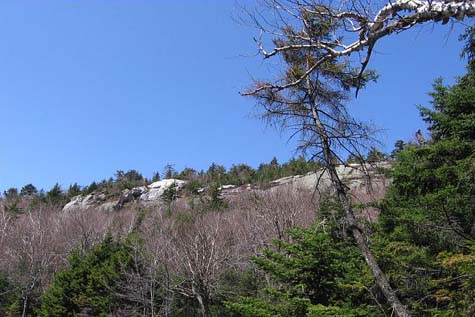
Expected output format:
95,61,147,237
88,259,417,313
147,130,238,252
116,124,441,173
140,179,187,202
220,162,391,198
63,192,108,212
63,162,390,212
63,179,187,212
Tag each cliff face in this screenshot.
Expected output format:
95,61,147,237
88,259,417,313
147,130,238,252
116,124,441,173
63,162,391,215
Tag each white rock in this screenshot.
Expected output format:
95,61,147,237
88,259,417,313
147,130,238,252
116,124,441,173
140,179,187,202
99,201,118,212
219,184,237,190
148,179,186,190
62,192,107,212
62,195,83,211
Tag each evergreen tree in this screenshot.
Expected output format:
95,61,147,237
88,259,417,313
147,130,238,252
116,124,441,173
163,164,176,179
67,183,81,197
0,272,18,316
227,164,256,185
377,44,475,315
366,147,387,163
115,169,144,190
3,187,18,198
151,171,160,182
45,183,64,205
84,181,98,194
390,140,406,159
226,224,379,316
206,163,226,184
20,184,38,196
179,167,198,181
39,236,132,317
161,182,178,206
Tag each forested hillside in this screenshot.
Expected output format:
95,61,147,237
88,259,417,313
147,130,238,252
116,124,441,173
1,1,475,316
1,64,474,315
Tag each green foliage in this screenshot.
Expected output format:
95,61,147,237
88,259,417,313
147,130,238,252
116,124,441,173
345,153,364,164
256,157,281,183
382,66,475,250
217,268,262,300
226,164,256,185
226,291,310,317
40,156,325,206
227,225,379,316
0,272,19,316
38,235,132,317
201,157,320,189
4,201,22,215
151,171,161,182
20,184,38,196
163,163,177,179
3,187,22,214
280,156,320,177
178,167,198,181
45,183,66,206
206,163,227,184
161,182,178,205
429,247,475,315
390,140,406,158
184,179,203,195
115,169,145,190
67,183,81,198
306,304,378,317
3,187,18,198
460,24,475,71
83,181,98,194
205,182,227,210
366,146,387,163
376,52,475,315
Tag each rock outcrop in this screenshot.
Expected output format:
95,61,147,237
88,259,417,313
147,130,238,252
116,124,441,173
63,192,108,211
63,179,187,212
219,162,391,198
63,162,390,212
140,179,187,202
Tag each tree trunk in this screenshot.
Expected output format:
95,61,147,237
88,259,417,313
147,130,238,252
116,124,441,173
196,293,211,317
310,105,410,317
193,283,211,317
330,169,410,317
21,295,28,317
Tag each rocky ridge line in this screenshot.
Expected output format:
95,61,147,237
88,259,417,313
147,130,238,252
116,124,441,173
63,162,391,212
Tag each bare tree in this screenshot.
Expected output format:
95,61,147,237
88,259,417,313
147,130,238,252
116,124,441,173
166,211,236,317
0,205,67,317
246,0,475,96
111,211,176,317
230,187,316,255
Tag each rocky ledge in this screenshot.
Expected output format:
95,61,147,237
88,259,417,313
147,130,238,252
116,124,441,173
63,179,187,212
63,162,391,212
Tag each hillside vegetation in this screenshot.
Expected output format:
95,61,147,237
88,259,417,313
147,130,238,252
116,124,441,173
1,66,475,315
1,64,475,316
2,2,475,316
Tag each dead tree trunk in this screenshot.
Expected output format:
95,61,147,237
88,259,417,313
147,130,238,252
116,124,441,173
310,105,410,317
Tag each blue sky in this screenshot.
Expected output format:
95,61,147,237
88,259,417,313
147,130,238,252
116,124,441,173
0,1,471,192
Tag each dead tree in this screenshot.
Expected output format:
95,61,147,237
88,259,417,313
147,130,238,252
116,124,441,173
0,206,66,317
166,211,236,317
246,0,475,97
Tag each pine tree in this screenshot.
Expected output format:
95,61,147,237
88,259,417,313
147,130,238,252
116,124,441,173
377,38,475,315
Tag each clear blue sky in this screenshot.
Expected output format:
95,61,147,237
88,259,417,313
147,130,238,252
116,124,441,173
0,1,470,192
